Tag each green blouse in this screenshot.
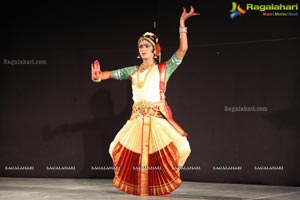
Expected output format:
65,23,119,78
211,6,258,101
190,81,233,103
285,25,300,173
112,53,183,82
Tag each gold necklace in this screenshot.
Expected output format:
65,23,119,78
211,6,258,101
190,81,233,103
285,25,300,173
137,63,156,88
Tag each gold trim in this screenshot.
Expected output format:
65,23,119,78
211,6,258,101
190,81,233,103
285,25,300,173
134,100,165,109
136,64,156,88
112,141,183,196
131,100,165,119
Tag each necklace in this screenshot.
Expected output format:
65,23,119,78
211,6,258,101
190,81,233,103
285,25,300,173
139,62,156,72
137,62,156,88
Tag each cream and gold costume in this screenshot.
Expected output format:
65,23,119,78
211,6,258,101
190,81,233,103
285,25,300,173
109,53,191,196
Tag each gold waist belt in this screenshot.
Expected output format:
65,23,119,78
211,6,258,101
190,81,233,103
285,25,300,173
131,100,165,119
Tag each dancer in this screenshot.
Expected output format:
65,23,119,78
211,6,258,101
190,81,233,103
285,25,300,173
91,5,199,196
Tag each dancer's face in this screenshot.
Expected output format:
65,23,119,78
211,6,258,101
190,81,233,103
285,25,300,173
138,40,154,59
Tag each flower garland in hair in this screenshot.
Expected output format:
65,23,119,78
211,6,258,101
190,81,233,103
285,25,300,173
153,34,161,57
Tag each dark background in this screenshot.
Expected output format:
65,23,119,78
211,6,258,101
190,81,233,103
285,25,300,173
1,0,299,186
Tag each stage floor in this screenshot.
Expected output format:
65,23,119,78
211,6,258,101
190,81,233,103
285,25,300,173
0,177,299,200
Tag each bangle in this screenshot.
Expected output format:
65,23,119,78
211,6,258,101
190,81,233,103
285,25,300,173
179,26,188,33
91,71,102,83
91,76,102,83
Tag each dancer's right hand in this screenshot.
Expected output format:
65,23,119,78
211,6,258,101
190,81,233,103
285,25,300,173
91,59,102,80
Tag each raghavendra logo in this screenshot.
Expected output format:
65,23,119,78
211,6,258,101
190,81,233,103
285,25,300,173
246,3,298,12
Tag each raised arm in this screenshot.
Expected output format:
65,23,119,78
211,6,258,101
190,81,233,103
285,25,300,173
91,60,112,83
176,5,200,58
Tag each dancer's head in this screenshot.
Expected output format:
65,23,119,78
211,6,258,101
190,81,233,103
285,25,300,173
137,32,161,61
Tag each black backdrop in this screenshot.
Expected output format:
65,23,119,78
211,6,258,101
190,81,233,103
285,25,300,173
1,0,299,186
